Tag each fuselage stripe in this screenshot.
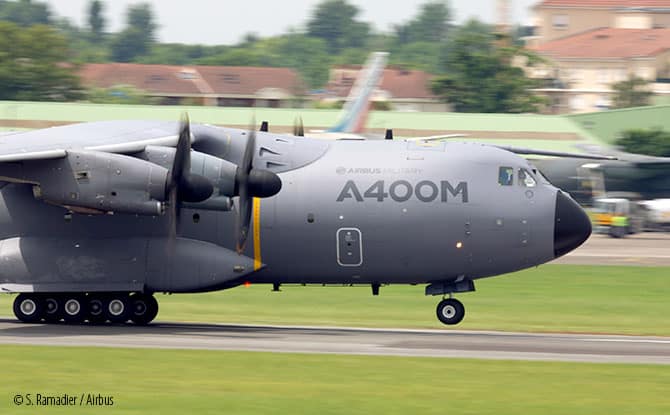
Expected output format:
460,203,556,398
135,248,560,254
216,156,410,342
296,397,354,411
253,197,262,271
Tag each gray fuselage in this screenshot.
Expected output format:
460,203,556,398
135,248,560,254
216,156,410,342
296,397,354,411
0,122,580,294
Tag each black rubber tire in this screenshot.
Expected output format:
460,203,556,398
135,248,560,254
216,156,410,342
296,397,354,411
129,293,159,325
13,294,43,323
61,296,87,324
42,295,62,323
436,298,465,325
87,295,106,324
104,294,131,324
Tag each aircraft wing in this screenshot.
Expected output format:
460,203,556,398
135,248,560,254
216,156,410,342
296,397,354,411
574,143,670,164
494,145,617,160
404,134,467,142
0,121,181,163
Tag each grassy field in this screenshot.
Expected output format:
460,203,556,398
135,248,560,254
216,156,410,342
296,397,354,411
2,265,668,335
1,345,669,415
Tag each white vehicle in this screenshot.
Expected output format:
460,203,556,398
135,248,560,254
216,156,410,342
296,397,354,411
638,199,670,230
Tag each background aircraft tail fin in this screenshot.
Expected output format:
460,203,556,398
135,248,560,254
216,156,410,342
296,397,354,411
327,52,388,134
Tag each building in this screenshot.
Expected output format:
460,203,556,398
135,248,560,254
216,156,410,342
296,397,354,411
326,66,449,112
530,0,670,46
79,63,305,107
526,0,670,113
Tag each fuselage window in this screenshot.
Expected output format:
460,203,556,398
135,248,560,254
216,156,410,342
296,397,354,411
518,168,537,187
498,167,514,186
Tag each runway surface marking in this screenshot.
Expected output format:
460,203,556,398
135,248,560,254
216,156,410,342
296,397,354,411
0,319,668,365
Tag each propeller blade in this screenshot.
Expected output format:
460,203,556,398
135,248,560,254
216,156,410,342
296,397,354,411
168,114,214,204
171,114,191,189
235,117,283,254
236,183,252,254
293,117,304,137
241,125,256,176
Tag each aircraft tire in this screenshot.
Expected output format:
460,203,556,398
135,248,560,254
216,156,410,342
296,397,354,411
87,295,106,324
62,295,87,324
105,294,131,324
42,295,62,323
436,298,465,325
129,293,158,325
13,294,43,323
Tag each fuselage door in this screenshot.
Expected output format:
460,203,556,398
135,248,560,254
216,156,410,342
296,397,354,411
336,228,362,267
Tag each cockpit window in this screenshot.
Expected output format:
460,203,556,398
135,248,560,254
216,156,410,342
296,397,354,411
498,167,514,186
518,168,537,187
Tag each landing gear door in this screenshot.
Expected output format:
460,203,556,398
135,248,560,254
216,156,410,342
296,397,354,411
337,228,362,267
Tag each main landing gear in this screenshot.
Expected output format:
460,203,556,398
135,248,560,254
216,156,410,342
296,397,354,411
12,292,159,325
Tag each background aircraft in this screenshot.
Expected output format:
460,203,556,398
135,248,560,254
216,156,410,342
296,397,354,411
534,143,670,203
305,51,388,140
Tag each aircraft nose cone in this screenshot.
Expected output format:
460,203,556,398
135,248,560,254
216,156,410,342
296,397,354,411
554,191,592,258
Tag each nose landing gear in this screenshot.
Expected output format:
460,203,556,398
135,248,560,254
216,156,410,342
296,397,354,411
436,298,465,325
426,279,474,326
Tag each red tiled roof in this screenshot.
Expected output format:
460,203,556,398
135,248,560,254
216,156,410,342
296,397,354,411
79,63,202,95
380,68,435,99
79,63,303,96
329,67,436,99
533,27,670,58
194,66,303,96
537,0,670,8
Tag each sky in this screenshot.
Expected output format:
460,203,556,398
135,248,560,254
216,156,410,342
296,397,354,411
43,0,539,45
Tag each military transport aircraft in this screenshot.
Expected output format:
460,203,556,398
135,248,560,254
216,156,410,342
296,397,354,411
0,118,605,326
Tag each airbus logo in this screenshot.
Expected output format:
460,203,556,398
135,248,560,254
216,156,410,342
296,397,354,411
336,167,423,175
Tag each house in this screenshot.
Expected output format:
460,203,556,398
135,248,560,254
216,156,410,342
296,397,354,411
326,66,448,112
525,0,670,113
529,0,670,46
79,63,305,107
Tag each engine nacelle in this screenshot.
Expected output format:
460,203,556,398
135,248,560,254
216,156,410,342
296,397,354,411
142,145,238,198
32,150,168,215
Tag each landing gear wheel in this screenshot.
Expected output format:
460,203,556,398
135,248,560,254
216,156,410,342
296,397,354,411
436,298,465,325
105,294,130,324
42,296,62,323
87,296,106,324
13,294,43,323
62,296,86,324
129,293,159,325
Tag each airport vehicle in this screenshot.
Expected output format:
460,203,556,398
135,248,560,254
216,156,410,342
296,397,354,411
592,197,645,237
0,118,599,326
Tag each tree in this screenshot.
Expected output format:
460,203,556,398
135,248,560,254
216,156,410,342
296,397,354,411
612,76,652,109
276,34,331,89
306,0,370,54
394,1,451,44
0,21,82,101
616,128,670,157
87,0,105,42
431,19,544,113
0,0,50,27
110,3,156,62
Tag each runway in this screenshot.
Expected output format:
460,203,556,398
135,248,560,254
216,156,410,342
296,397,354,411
554,233,670,266
0,319,668,364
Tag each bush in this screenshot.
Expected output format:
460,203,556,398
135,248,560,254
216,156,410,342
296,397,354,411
616,128,670,157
